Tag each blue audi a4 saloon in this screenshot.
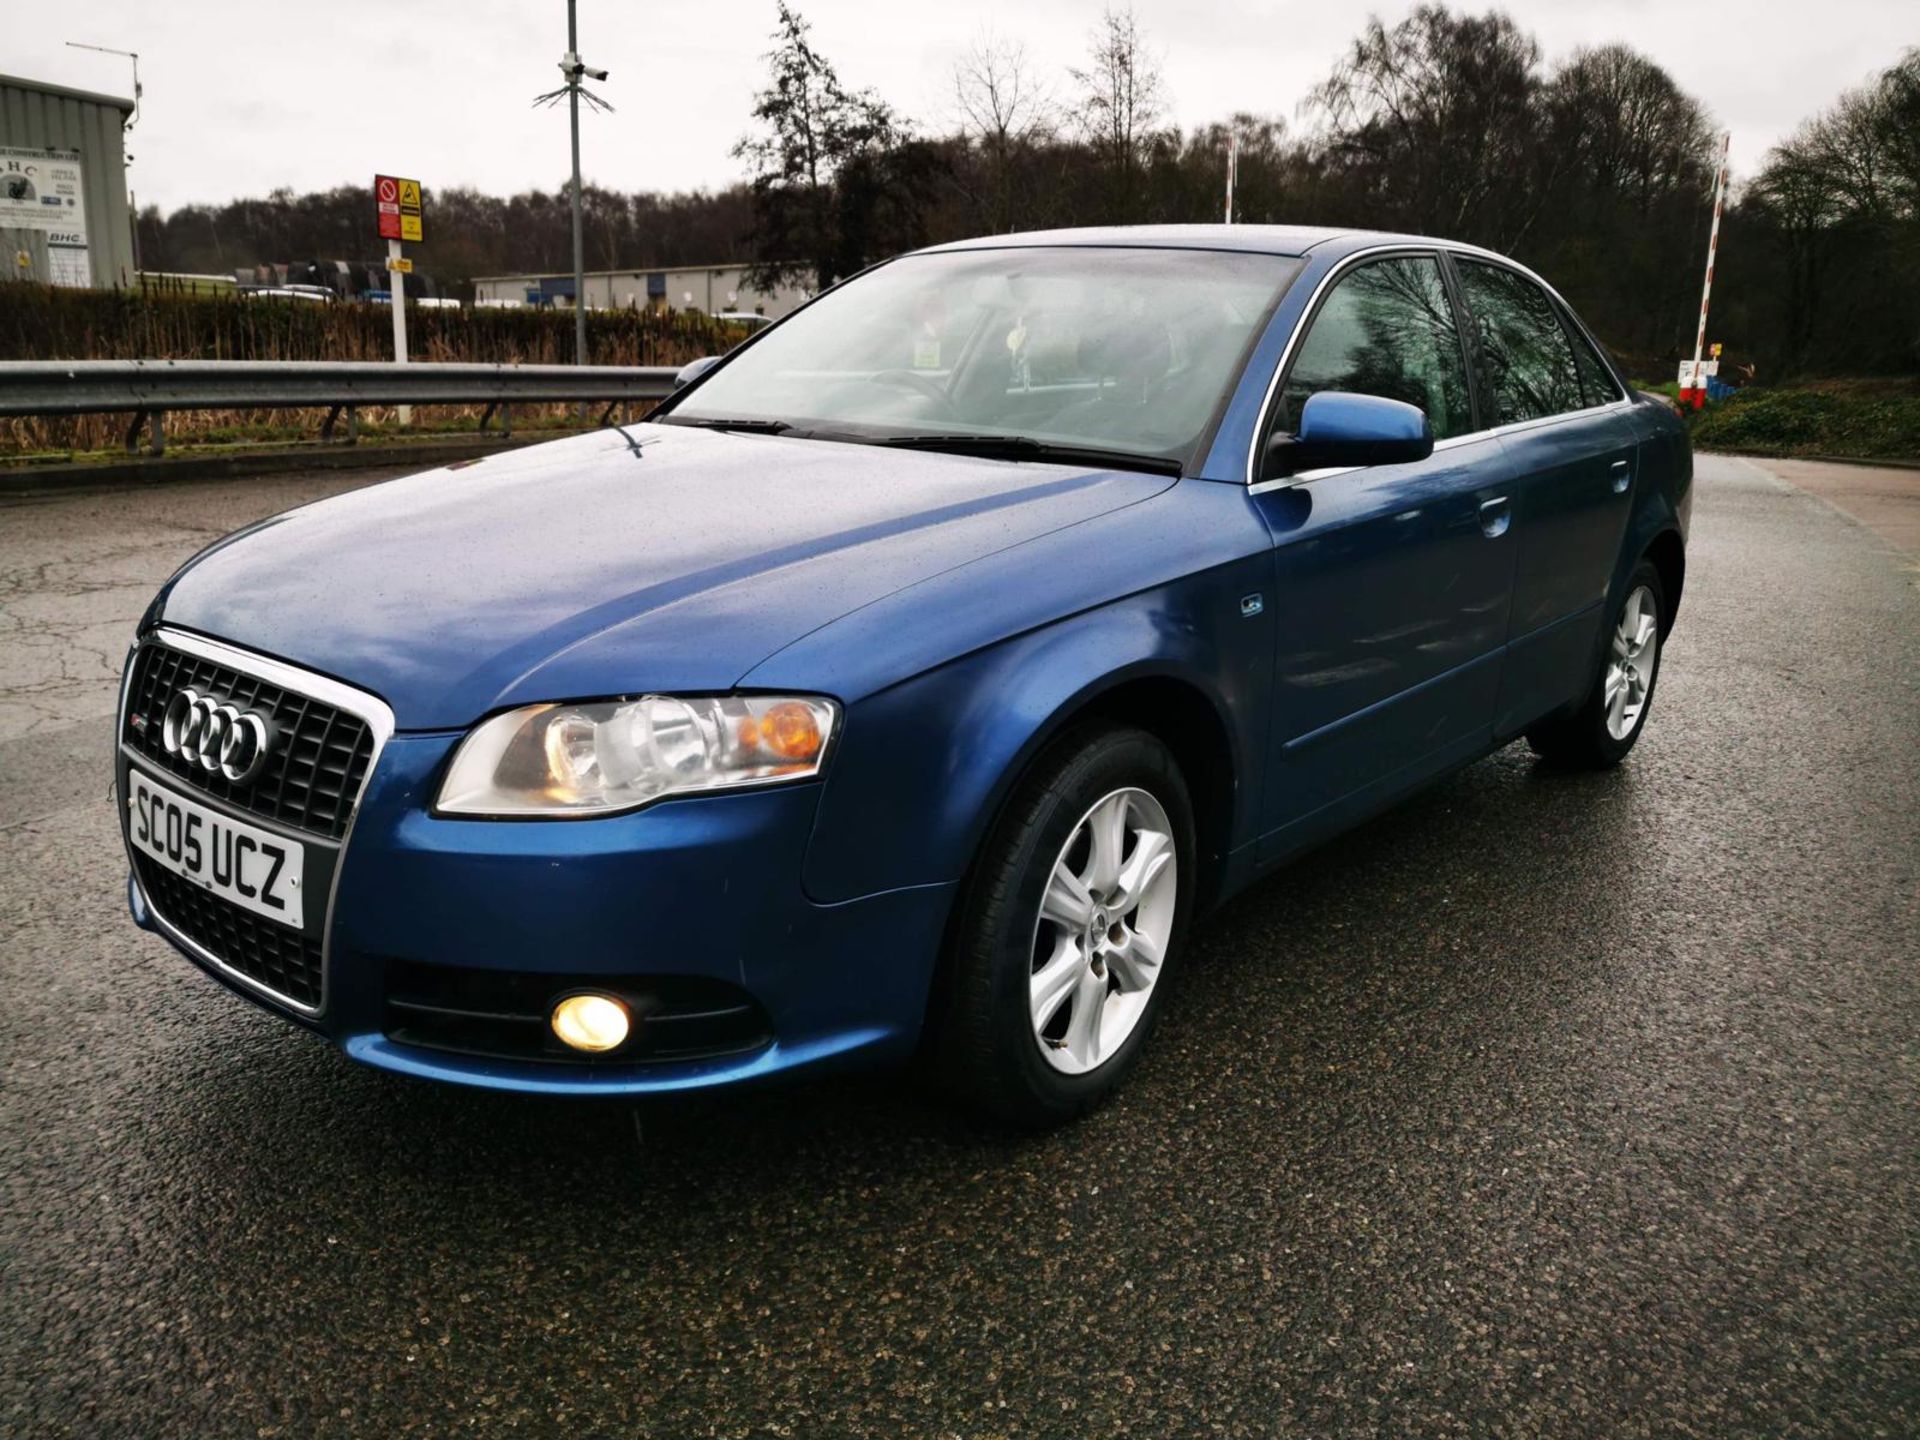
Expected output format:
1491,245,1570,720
120,226,1690,1126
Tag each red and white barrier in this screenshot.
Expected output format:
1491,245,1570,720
1681,133,1732,410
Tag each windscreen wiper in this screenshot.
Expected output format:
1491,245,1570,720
663,417,794,435
870,434,1183,476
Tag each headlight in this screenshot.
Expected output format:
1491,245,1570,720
436,694,838,817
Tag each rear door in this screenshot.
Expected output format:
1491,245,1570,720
1449,257,1636,734
1251,252,1519,852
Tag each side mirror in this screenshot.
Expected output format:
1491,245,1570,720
674,355,722,390
1263,391,1434,480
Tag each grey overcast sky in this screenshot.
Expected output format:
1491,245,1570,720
12,0,1915,213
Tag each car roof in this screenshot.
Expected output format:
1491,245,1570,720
914,223,1508,264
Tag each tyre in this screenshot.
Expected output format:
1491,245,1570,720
1527,559,1667,769
930,726,1196,1128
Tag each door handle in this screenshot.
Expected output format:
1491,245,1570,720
1610,459,1631,493
1478,495,1511,539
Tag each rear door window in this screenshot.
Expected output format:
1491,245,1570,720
1455,260,1586,425
1559,309,1623,408
1277,254,1474,442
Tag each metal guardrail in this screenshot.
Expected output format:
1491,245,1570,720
0,359,681,455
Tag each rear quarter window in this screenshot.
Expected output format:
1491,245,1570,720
1557,306,1624,408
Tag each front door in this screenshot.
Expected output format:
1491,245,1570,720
1250,252,1518,856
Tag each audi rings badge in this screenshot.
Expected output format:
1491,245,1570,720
160,688,274,785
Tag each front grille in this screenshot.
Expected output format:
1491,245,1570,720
123,640,373,841
384,961,773,1065
135,854,324,1008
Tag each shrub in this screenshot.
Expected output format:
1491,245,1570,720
0,283,729,365
1689,385,1920,461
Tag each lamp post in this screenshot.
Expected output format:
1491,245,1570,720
1224,132,1237,224
65,40,142,276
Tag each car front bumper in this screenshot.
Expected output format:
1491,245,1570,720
128,730,953,1096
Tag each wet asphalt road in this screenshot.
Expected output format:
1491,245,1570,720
2,455,1916,1438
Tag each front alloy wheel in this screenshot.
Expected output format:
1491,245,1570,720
931,726,1195,1127
1030,787,1178,1074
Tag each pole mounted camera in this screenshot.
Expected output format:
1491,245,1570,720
557,51,610,84
536,46,613,113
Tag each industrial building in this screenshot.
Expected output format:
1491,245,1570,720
1,72,135,289
470,261,809,318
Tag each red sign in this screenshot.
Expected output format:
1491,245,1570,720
376,173,401,241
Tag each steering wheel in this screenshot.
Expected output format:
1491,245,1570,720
865,368,952,408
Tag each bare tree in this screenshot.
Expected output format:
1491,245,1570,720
1306,6,1541,246
1880,49,1920,217
1070,5,1165,221
955,32,1052,153
953,31,1053,232
1538,45,1717,350
1793,49,1920,220
1547,46,1716,215
1746,48,1920,372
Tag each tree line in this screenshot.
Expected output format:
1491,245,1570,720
131,4,1919,380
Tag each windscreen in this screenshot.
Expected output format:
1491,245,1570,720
664,247,1301,467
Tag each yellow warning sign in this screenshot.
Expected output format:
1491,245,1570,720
398,179,421,208
388,256,414,274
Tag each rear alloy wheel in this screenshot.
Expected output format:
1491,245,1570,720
1528,558,1667,768
1603,585,1660,741
931,726,1195,1127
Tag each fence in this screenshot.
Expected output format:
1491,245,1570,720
0,360,682,458
0,284,734,455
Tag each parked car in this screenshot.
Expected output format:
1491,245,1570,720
714,310,775,331
239,285,332,304
118,226,1689,1126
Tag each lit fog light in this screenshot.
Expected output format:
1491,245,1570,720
550,993,631,1052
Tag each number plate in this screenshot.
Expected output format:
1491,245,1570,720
127,767,305,929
